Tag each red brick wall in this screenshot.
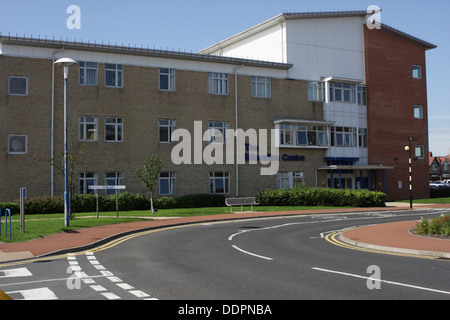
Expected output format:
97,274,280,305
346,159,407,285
364,27,430,201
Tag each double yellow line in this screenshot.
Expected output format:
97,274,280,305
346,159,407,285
325,231,439,260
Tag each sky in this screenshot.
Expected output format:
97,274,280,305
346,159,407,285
1,0,449,156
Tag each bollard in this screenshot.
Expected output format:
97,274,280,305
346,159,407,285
5,209,11,240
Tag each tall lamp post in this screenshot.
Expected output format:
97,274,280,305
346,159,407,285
404,137,414,209
54,58,77,227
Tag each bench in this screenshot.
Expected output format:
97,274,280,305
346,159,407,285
225,197,259,213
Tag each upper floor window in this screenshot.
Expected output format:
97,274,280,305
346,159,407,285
208,121,229,144
8,134,27,154
79,62,98,86
412,65,422,79
105,117,123,142
79,116,98,141
9,76,28,96
296,125,329,147
331,127,357,147
159,119,176,143
159,68,175,91
415,145,424,159
308,82,324,102
252,76,271,98
208,72,228,95
105,64,123,88
414,105,423,119
329,82,367,105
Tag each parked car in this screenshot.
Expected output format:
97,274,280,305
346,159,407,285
430,181,450,188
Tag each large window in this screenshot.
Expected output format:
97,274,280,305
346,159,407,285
159,119,176,143
331,127,358,147
105,117,123,142
279,124,329,147
208,72,228,95
8,135,27,154
9,76,28,96
79,116,98,141
209,172,229,194
159,172,176,196
329,82,367,105
159,68,175,91
79,172,98,194
79,62,98,86
105,64,123,88
252,76,271,98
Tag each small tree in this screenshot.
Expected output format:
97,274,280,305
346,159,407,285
135,154,163,214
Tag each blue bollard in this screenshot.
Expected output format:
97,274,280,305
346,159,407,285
5,209,11,240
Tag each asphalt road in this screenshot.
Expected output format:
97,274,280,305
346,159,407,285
1,209,449,302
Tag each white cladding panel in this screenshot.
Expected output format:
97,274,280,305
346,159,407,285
285,17,366,81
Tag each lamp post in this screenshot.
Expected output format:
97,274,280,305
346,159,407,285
54,58,77,227
404,137,414,209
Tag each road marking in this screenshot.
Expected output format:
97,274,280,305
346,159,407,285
0,268,32,278
312,267,450,296
231,245,273,261
6,287,58,300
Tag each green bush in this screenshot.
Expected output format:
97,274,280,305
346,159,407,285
430,187,450,198
155,194,226,209
256,185,387,208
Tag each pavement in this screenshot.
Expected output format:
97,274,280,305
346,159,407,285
0,202,449,264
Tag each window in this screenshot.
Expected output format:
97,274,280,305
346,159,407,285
105,172,124,196
208,121,229,144
159,172,176,196
412,65,422,79
8,135,27,154
79,172,97,194
331,127,357,147
159,119,176,143
358,128,368,148
79,116,98,141
105,64,123,88
252,76,271,98
280,124,293,145
276,172,304,189
308,82,324,101
209,172,229,194
329,82,366,105
414,105,423,119
79,62,98,86
208,72,228,95
159,68,175,91
296,125,328,147
105,117,123,142
9,76,28,96
415,145,424,159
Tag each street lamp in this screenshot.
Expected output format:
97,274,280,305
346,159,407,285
404,137,414,209
54,58,77,227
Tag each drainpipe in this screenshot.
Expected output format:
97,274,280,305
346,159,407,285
51,48,65,197
234,65,244,197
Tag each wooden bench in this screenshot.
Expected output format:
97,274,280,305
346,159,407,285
225,197,259,213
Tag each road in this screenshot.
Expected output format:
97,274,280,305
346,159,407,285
1,208,449,302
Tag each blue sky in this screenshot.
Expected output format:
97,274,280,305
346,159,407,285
1,0,449,156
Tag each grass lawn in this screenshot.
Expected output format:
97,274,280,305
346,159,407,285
0,205,343,243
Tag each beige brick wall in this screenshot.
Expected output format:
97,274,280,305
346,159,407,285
0,56,326,201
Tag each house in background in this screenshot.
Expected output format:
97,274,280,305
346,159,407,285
429,153,450,181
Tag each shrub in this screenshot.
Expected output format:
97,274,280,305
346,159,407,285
256,186,387,208
415,215,450,237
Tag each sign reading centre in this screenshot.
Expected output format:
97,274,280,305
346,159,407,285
245,143,305,162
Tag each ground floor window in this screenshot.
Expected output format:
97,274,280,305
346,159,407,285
105,172,124,195
159,172,176,196
209,172,229,194
276,172,304,189
79,172,98,194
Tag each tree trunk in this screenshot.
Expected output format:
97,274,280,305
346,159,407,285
149,193,154,214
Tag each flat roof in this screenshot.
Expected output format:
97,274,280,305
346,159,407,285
0,35,293,70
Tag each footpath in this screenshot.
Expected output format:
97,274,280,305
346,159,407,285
0,202,449,263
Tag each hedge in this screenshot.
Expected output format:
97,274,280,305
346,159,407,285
430,187,450,198
256,185,387,208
